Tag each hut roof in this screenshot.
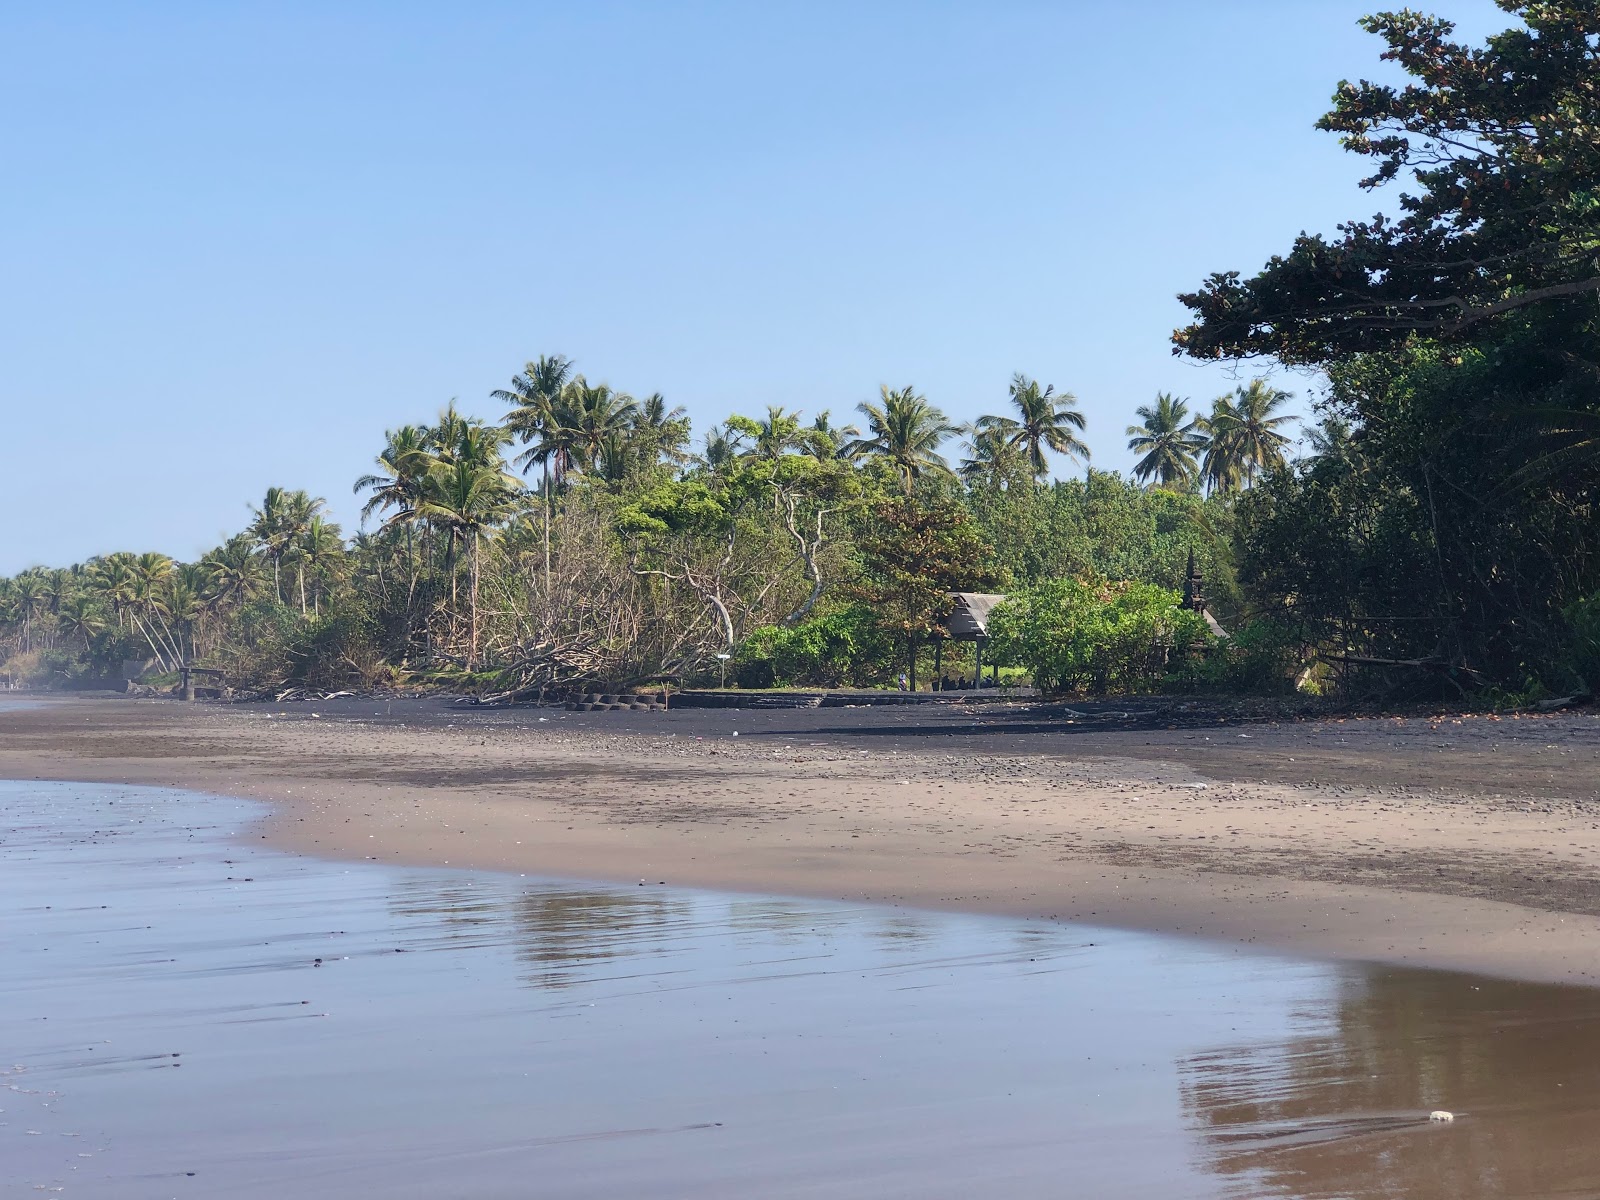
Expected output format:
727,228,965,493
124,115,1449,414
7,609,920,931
943,592,1008,639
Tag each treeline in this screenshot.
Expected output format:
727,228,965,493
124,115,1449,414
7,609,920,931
1173,2,1600,701
0,365,1295,699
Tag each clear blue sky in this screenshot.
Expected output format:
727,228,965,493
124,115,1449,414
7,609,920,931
0,1,1505,574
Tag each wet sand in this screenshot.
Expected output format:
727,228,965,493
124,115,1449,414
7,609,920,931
2,696,1600,985
8,779,1600,1199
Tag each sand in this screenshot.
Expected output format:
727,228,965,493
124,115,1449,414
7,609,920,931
4,695,1600,986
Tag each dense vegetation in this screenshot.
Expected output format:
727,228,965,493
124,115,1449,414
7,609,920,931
1180,1,1600,699
8,2,1599,703
0,368,1270,699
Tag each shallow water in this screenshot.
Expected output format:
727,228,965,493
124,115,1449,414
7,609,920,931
4,781,1600,1199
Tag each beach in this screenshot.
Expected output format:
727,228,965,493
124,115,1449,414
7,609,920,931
4,695,1599,986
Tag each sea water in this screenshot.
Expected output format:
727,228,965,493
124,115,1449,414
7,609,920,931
4,780,1600,1199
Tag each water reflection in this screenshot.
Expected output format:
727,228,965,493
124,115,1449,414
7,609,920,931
1180,969,1600,1199
10,779,1600,1200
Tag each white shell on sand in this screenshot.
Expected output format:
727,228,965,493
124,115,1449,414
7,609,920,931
1429,1110,1455,1122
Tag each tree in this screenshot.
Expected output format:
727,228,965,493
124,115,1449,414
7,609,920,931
805,410,860,459
958,419,1031,491
299,516,346,617
496,355,576,590
282,491,328,614
988,578,1209,694
1175,4,1600,364
1127,393,1206,489
354,424,432,618
1201,381,1295,493
847,386,958,495
981,373,1088,482
416,458,520,669
850,496,1000,686
561,378,639,473
204,535,265,609
249,487,293,603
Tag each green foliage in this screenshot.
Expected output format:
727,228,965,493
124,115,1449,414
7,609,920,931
1561,592,1600,694
966,472,1236,612
1176,3,1600,363
284,603,391,691
1176,619,1303,695
850,496,1001,640
987,578,1210,694
733,604,899,687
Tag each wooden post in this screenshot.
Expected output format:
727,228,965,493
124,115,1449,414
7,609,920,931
933,637,943,689
908,635,917,692
974,637,983,689
181,666,195,703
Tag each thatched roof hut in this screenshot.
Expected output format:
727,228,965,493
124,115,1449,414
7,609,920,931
942,592,1008,640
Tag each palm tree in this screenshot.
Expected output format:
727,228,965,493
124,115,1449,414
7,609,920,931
752,405,805,461
355,424,432,611
700,422,747,473
204,535,265,608
417,458,520,669
299,516,345,617
10,573,46,653
979,373,1089,483
1126,393,1207,489
249,487,294,603
958,419,1030,490
1203,380,1295,493
631,392,692,469
804,410,860,459
356,425,431,525
847,386,959,495
282,491,327,614
561,378,639,471
56,594,107,647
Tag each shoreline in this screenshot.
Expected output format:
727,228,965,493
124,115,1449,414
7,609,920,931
5,696,1600,986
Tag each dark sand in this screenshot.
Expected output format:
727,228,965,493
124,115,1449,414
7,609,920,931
3,696,1599,985
8,778,1600,1199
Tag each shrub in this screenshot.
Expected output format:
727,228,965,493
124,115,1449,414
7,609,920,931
987,578,1210,695
734,604,900,687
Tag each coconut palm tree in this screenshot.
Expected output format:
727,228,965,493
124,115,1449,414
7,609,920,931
204,535,265,609
804,410,860,459
298,516,345,617
497,357,580,594
277,491,327,614
979,373,1089,482
958,418,1030,490
751,405,805,461
498,356,575,478
700,422,747,473
55,594,106,647
631,392,692,469
355,424,432,609
10,572,47,653
1203,380,1296,493
847,386,958,495
1126,393,1207,489
561,378,639,471
248,487,295,603
417,458,520,669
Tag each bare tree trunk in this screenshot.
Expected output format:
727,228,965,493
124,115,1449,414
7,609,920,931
469,531,481,671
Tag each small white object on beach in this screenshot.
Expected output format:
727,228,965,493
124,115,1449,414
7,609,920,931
1429,1110,1455,1122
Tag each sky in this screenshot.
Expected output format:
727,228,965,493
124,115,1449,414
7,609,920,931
0,1,1508,574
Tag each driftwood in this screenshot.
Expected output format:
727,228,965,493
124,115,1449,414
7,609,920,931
1320,653,1489,685
1534,692,1592,712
